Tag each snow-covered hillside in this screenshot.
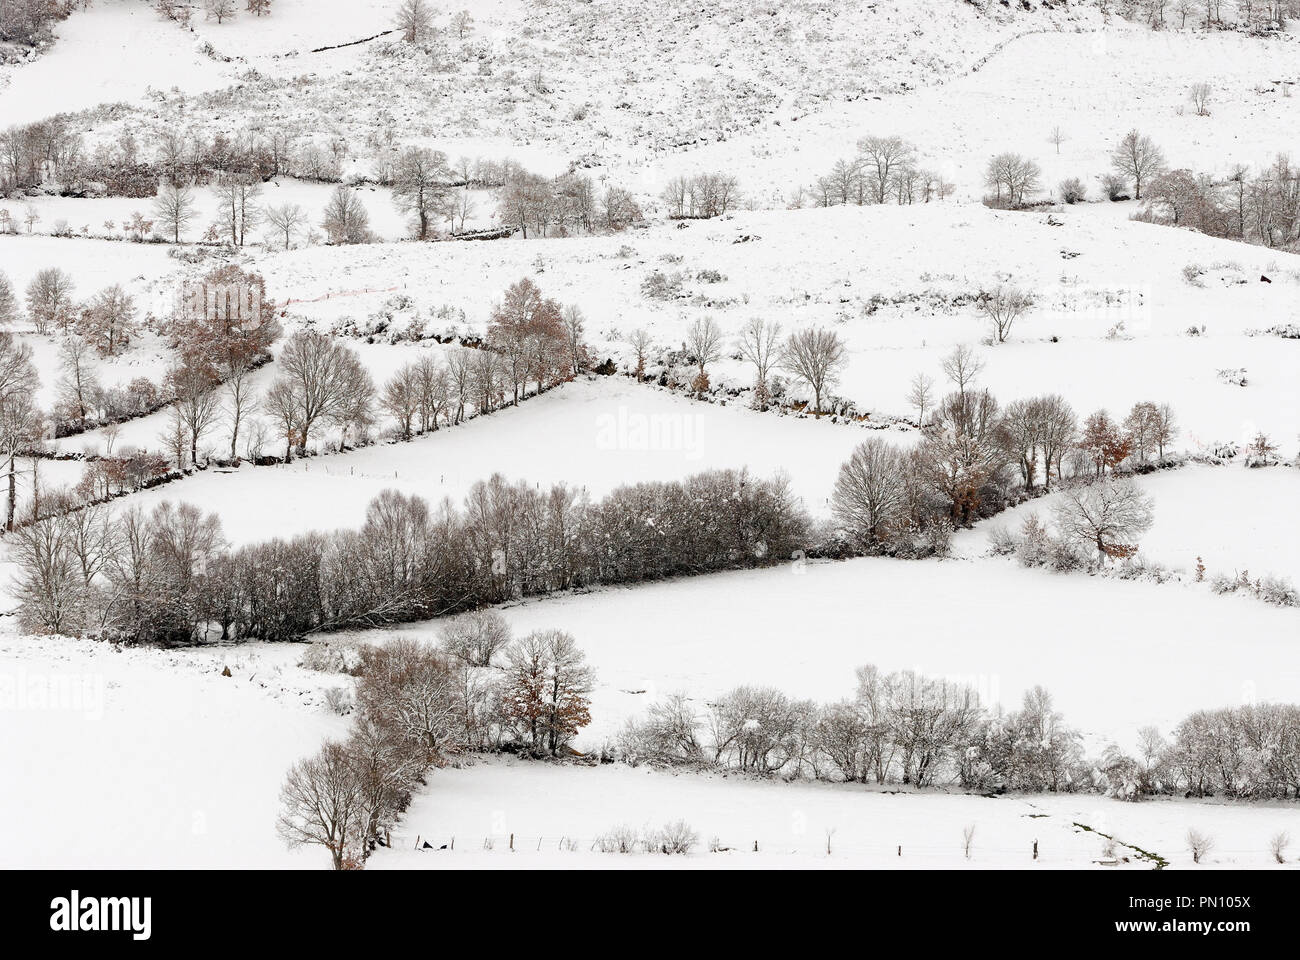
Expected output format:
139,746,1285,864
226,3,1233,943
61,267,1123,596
1,1,1297,878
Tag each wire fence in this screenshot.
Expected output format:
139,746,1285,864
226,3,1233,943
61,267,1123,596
388,831,1093,863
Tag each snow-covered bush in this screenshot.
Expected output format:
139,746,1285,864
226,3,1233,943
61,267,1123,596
300,639,363,675
323,687,353,716
986,524,1016,556
596,825,639,854
1058,177,1086,204
1187,829,1214,864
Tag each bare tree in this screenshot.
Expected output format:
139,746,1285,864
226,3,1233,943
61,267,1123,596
395,0,434,43
1186,828,1214,865
262,377,300,462
561,304,586,376
167,359,222,466
25,268,75,335
737,317,781,409
984,153,1042,206
0,272,15,324
264,202,306,250
1052,478,1154,562
0,331,40,530
391,146,453,240
276,741,367,870
857,135,916,204
204,0,236,23
962,824,976,860
1270,831,1290,864
906,372,934,427
832,438,907,546
1048,126,1068,155
56,336,98,421
627,328,653,380
153,182,195,243
223,356,257,461
1111,129,1165,200
321,186,371,244
781,327,846,416
271,331,374,452
438,609,511,667
685,316,723,392
976,283,1033,344
1188,82,1212,117
215,176,261,247
941,344,984,399
450,8,473,38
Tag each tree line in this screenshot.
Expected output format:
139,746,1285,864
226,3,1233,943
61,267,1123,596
13,467,808,642
803,135,954,209
829,345,1175,559
620,666,1300,802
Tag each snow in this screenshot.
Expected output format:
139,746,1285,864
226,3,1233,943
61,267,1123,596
96,375,882,545
958,464,1300,583
2,4,1297,871
370,756,1300,870
0,1,234,128
346,556,1300,755
0,633,345,868
243,201,1300,457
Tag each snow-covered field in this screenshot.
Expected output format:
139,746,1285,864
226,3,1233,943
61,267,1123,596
1,1,1297,874
0,634,344,868
959,463,1300,583
344,555,1300,753
103,375,880,544
371,757,1300,870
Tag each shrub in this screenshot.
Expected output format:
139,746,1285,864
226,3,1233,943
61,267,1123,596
657,819,699,855
1187,828,1214,864
640,269,683,300
1059,178,1087,204
987,524,1017,556
596,825,639,853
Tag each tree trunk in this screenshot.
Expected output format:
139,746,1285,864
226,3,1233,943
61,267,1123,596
6,452,16,532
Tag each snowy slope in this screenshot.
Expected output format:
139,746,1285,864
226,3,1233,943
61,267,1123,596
0,633,346,868
339,556,1300,754
371,757,1300,870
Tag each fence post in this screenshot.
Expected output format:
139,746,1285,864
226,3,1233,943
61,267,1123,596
1033,839,1038,861
509,832,514,851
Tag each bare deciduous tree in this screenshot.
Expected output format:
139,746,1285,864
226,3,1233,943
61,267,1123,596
321,186,371,244
1186,828,1214,864
264,202,306,250
685,316,723,392
153,182,195,243
395,0,434,43
1052,478,1154,562
737,317,781,409
1189,81,1212,117
276,741,367,870
977,283,1033,343
781,327,846,416
941,344,984,398
391,146,453,240
906,372,934,427
832,437,908,546
1111,129,1166,200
